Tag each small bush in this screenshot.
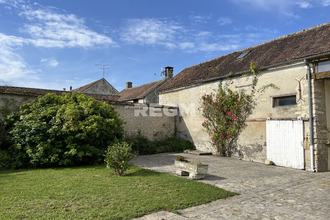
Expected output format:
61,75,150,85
104,142,135,176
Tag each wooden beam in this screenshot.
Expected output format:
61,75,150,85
311,71,330,79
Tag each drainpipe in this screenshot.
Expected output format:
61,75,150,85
305,59,315,172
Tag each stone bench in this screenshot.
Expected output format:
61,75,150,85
175,160,209,180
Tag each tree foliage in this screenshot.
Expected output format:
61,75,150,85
4,92,124,168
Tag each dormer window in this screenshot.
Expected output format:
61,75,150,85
237,50,251,59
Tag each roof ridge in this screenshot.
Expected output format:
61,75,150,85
184,22,330,70
73,78,104,91
235,22,330,53
122,78,166,91
0,85,63,92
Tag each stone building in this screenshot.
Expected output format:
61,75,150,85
117,66,173,104
159,23,330,172
73,78,119,95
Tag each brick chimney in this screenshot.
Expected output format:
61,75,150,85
165,66,174,78
126,82,132,89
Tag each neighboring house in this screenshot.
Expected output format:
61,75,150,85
117,66,173,104
73,78,119,95
159,23,330,172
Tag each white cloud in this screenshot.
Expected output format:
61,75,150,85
19,8,116,48
0,1,117,85
121,18,182,48
40,57,59,67
321,0,330,6
0,33,37,83
197,42,239,52
217,17,233,26
230,0,330,17
296,1,312,8
179,42,195,50
189,15,212,24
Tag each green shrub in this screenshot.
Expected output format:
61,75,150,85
156,137,195,153
0,150,12,169
104,142,135,176
129,134,156,155
6,92,124,168
128,135,194,155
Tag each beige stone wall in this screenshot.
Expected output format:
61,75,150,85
114,104,176,141
83,80,118,95
325,80,330,170
0,94,37,118
159,62,312,163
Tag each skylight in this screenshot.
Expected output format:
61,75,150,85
237,50,251,59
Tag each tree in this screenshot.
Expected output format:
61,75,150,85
7,92,124,168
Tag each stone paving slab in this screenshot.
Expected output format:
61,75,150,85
130,153,330,220
135,211,186,220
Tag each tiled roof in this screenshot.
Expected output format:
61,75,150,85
0,86,65,97
0,86,121,103
117,78,168,101
73,78,119,94
160,23,330,92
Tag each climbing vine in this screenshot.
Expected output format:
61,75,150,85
200,62,273,156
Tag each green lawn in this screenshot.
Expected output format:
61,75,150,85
0,165,237,219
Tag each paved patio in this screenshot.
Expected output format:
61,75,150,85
130,152,330,220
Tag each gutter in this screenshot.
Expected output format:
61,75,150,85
305,59,315,172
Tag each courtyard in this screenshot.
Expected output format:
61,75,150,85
131,153,330,219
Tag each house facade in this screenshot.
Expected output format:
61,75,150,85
117,67,173,104
159,23,330,172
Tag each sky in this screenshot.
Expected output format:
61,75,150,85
0,0,329,91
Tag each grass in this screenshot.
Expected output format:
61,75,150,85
0,165,237,219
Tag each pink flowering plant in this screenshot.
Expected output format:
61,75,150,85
176,156,186,162
200,62,259,156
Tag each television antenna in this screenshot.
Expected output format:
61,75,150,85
154,67,165,77
96,64,111,78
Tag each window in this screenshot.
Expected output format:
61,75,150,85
237,50,251,59
273,95,296,107
315,60,330,73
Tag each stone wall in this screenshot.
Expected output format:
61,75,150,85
311,79,329,172
0,94,37,118
160,62,320,166
114,104,177,141
83,79,118,95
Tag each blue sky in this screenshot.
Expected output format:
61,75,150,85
0,0,329,91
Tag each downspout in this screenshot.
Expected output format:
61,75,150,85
305,59,315,172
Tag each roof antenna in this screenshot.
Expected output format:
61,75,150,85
95,64,111,78
154,67,165,77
